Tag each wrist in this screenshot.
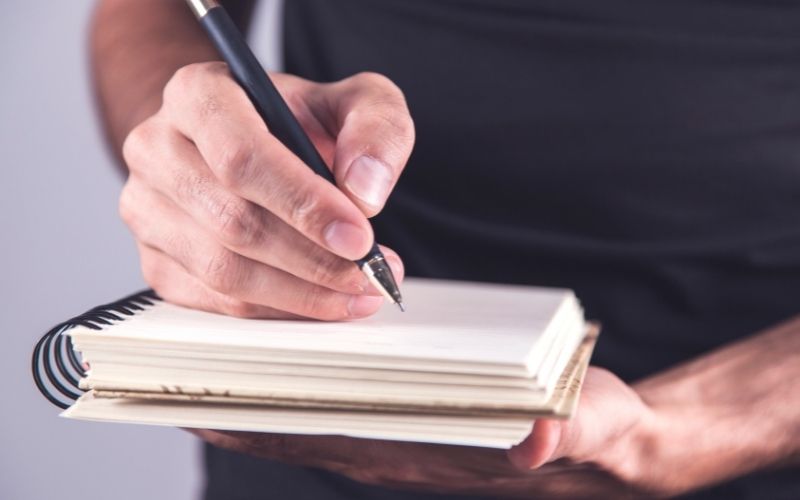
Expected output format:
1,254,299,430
622,392,743,497
594,397,672,496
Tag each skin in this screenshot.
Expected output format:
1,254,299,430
93,0,411,320
92,0,800,497
188,321,800,498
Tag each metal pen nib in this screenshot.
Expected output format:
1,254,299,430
358,251,404,311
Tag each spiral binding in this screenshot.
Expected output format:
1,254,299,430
31,290,160,409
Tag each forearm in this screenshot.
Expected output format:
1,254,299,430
90,0,255,156
628,317,800,495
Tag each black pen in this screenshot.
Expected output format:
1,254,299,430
186,0,404,310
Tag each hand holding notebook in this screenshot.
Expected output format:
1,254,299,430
31,278,633,495
189,362,641,497
34,279,599,447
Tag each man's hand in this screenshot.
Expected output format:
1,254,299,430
190,367,661,499
190,316,800,498
119,63,414,319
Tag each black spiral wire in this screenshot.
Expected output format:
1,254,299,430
31,290,160,409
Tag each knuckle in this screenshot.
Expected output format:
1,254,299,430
373,103,415,144
163,228,190,264
297,287,344,320
212,138,258,190
171,169,207,210
163,65,196,105
213,197,261,248
346,73,415,153
165,62,226,103
197,92,224,121
122,120,156,170
371,112,415,160
307,259,337,288
354,71,395,92
307,252,349,288
221,299,261,319
393,111,416,146
163,62,233,125
355,71,408,108
203,249,242,294
285,186,322,230
118,183,140,230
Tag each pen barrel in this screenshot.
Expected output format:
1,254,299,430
199,7,336,185
197,4,400,303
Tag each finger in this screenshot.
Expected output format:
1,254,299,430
121,180,385,320
137,243,298,319
324,72,415,216
265,71,414,217
186,429,333,471
124,126,373,296
378,245,406,285
270,72,338,166
187,429,382,474
507,419,566,470
159,62,373,261
507,367,639,470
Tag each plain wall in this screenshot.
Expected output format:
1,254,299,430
0,1,281,498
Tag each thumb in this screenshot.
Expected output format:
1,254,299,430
328,72,415,217
507,367,644,471
507,419,573,470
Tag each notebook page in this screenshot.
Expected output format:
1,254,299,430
64,393,534,448
71,279,578,369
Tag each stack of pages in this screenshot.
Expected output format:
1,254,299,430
64,279,597,448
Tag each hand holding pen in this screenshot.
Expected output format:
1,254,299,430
119,10,413,320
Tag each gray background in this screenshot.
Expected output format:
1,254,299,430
0,1,280,498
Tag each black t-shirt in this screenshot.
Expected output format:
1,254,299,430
205,1,800,498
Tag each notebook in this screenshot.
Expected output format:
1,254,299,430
33,278,597,449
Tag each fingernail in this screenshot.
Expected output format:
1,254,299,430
348,295,384,317
344,155,393,209
323,221,369,258
385,254,404,281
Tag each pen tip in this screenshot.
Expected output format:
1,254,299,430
396,301,405,312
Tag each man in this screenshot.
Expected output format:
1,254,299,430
91,0,800,498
